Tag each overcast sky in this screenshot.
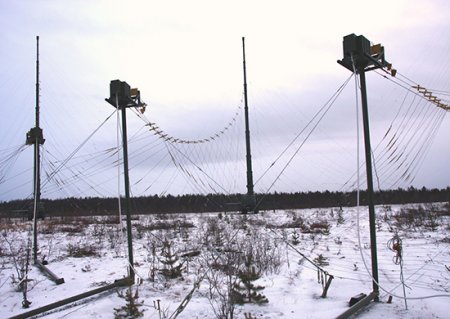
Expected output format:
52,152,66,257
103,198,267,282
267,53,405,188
1,0,449,201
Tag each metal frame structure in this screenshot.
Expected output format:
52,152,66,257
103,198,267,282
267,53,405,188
26,36,65,286
336,33,391,316
8,80,143,319
105,79,146,282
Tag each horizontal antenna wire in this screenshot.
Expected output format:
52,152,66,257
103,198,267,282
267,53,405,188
133,102,243,144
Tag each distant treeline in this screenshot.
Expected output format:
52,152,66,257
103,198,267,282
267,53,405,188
1,186,449,218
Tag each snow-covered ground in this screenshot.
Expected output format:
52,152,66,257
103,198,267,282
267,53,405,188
1,203,449,318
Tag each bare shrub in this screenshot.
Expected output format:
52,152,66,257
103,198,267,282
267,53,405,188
107,227,123,256
444,202,450,215
201,248,240,319
200,216,227,248
303,220,330,235
393,205,442,231
199,216,281,316
425,212,439,231
92,223,106,239
2,230,36,308
246,217,266,227
40,219,85,235
102,216,121,224
67,242,99,258
59,224,85,234
39,220,60,234
313,254,329,266
143,236,158,282
267,218,305,230
247,235,282,275
336,208,344,225
135,219,193,233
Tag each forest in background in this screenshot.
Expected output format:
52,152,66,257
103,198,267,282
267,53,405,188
1,186,448,218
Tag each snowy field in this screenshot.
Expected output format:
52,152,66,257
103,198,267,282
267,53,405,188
1,203,449,319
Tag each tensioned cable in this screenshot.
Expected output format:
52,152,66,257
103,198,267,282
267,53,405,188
46,138,137,195
41,110,116,190
162,143,231,211
142,106,241,194
254,74,353,210
379,247,449,297
0,168,33,194
254,74,354,187
341,65,448,193
116,97,123,230
376,69,449,111
378,100,441,187
133,145,168,185
166,146,212,195
406,114,446,182
0,144,28,184
41,143,112,197
0,144,28,158
322,208,444,290
356,205,450,298
42,127,164,197
164,139,231,195
339,89,413,192
41,142,117,198
352,57,450,300
126,138,166,170
141,154,173,193
389,111,445,188
41,147,115,197
373,82,447,187
133,102,243,144
268,228,332,276
129,102,245,196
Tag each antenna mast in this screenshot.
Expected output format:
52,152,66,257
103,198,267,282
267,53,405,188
36,36,40,128
338,33,390,301
106,80,147,283
242,37,256,213
26,36,45,263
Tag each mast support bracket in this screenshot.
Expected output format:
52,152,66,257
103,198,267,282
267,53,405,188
26,127,45,145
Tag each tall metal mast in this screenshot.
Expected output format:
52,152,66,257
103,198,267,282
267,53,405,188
26,36,45,263
242,37,256,213
338,33,391,301
36,36,40,129
106,80,146,283
26,37,64,285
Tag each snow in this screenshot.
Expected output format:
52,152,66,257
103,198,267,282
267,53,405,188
1,204,449,318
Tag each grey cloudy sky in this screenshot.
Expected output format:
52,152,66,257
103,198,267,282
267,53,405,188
1,0,449,200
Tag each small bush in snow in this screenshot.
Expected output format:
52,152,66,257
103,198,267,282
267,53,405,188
313,254,329,267
67,243,99,258
114,287,144,319
232,253,268,305
159,238,184,279
393,204,442,231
